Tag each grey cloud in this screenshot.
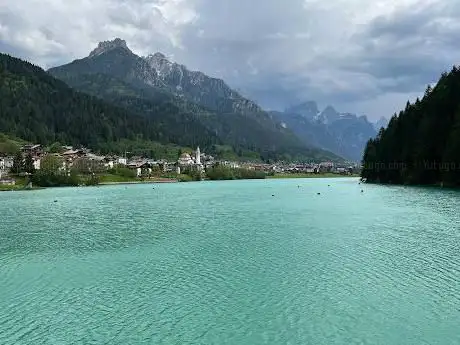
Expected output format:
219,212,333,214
337,1,460,94
1,0,460,119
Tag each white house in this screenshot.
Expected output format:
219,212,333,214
0,178,15,186
221,161,240,169
33,157,41,170
127,160,152,177
0,156,14,171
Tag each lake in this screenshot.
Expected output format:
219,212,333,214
1,178,459,344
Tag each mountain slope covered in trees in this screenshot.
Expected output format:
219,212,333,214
47,40,342,162
0,53,220,154
361,66,460,186
0,53,341,162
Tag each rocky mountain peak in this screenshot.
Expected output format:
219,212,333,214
373,116,389,130
149,52,167,60
319,105,340,124
143,52,176,80
52,37,263,115
323,105,337,113
285,101,319,119
89,38,131,58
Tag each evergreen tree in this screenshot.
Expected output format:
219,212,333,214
24,153,35,174
11,151,24,174
361,65,460,187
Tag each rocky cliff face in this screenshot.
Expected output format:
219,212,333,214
285,101,320,121
272,102,378,161
88,38,130,58
142,52,261,113
48,38,343,162
50,38,261,114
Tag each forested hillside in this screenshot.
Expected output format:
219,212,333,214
1,53,341,161
0,53,221,155
0,133,23,154
49,46,343,162
361,66,460,186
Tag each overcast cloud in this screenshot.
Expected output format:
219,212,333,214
1,0,459,119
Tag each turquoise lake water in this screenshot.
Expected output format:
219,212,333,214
1,177,460,344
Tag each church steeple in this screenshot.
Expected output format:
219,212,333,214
196,146,201,165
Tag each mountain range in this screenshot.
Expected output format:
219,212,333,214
1,38,387,162
270,101,381,161
47,38,347,162
0,39,343,162
50,38,262,115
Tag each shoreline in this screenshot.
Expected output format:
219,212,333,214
268,173,359,179
0,174,357,192
99,179,178,186
362,180,460,190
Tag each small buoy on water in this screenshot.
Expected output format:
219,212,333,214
361,190,364,193
272,194,275,197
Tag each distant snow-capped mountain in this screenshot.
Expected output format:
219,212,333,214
271,101,378,161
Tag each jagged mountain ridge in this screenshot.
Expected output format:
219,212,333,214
50,38,261,114
47,39,343,162
373,116,389,131
272,101,380,161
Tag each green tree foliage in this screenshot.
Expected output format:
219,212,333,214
31,154,80,187
0,53,218,156
180,166,202,181
107,166,137,179
11,151,24,174
24,153,35,174
72,157,105,174
48,142,64,153
205,165,266,180
40,154,64,174
32,170,80,187
0,133,22,154
361,66,460,187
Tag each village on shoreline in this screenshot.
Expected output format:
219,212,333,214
0,143,360,190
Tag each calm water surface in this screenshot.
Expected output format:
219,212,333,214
1,178,460,344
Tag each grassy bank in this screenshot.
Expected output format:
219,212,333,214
99,174,179,184
0,176,43,191
98,174,138,184
0,184,24,191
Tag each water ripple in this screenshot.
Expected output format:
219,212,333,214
1,178,460,344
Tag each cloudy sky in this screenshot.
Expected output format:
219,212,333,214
1,0,459,119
